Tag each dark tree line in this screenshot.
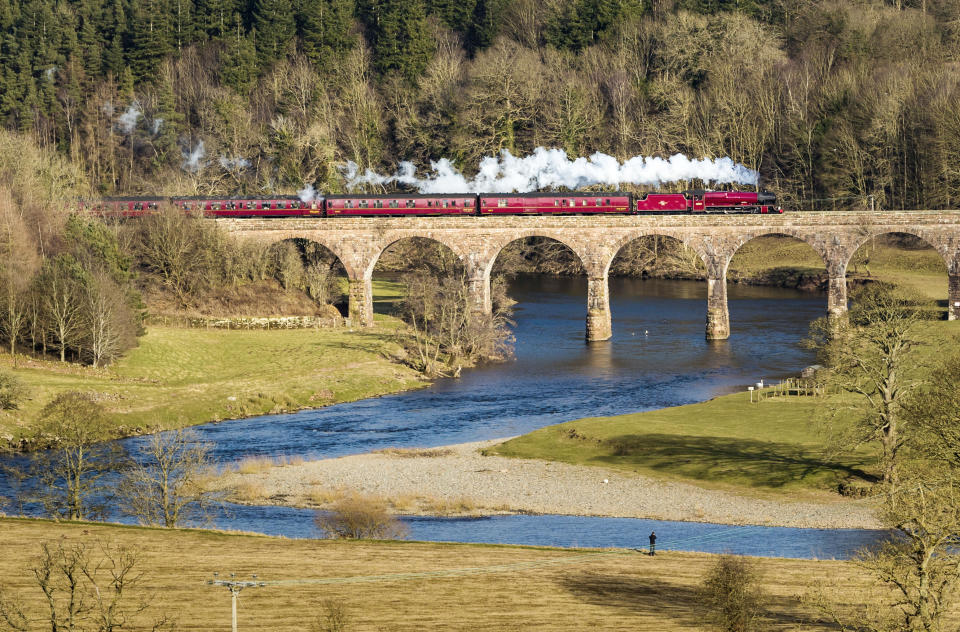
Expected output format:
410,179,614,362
0,0,958,208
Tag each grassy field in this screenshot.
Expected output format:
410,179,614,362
0,517,884,631
490,319,960,498
729,235,950,305
0,320,424,447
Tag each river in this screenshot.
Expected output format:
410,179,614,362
2,276,887,559
165,277,829,463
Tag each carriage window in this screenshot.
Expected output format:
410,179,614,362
554,200,559,206
373,200,382,208
561,199,568,207
246,202,254,209
212,203,220,210
596,198,602,205
606,199,611,205
465,200,472,207
360,200,368,208
389,200,398,208
345,201,353,209
582,199,587,206
497,199,507,208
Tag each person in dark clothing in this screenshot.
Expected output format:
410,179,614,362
649,531,657,556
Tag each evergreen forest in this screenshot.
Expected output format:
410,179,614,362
1,0,960,209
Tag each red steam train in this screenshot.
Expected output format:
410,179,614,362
85,190,781,217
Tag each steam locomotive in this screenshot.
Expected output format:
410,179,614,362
85,190,781,217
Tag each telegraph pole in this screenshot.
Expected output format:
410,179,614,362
208,572,265,632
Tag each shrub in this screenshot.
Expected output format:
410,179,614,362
314,494,408,540
0,372,27,410
700,554,766,632
312,599,351,632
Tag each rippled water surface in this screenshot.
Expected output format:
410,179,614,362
3,277,887,558
154,276,829,463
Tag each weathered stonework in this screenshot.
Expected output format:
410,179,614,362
221,211,960,338
347,278,373,328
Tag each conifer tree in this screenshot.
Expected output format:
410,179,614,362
253,0,296,65
369,0,434,80
195,0,239,39
130,0,174,83
466,0,502,52
101,0,128,78
426,0,477,32
298,0,355,70
220,22,258,93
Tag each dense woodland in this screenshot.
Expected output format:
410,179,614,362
0,0,959,209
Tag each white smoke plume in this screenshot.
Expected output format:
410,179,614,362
117,103,141,134
182,140,207,173
341,148,759,193
298,184,318,202
152,118,163,135
219,155,251,170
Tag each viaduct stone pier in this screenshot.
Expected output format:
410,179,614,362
220,211,960,341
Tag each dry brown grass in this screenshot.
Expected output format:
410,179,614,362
0,517,903,632
308,486,350,506
234,456,275,474
232,480,269,502
418,495,478,515
372,447,455,458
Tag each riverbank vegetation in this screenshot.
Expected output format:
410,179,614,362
0,517,899,631
0,324,424,450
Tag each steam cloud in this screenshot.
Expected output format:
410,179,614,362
341,148,759,193
117,103,141,134
182,140,207,173
298,184,318,202
152,118,163,135
219,155,251,170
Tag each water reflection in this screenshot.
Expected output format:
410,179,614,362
0,276,844,557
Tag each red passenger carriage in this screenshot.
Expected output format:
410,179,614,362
326,194,475,216
171,197,318,217
477,192,631,214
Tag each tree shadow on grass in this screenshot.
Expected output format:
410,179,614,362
592,434,875,489
559,571,830,629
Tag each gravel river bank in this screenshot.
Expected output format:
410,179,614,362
219,438,881,530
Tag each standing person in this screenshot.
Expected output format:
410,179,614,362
649,531,657,556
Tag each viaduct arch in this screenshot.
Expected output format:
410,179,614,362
223,211,960,340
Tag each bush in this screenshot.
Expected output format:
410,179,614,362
0,372,27,410
314,494,408,540
700,554,766,632
312,599,351,632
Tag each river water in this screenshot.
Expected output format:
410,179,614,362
2,276,887,559
164,277,829,463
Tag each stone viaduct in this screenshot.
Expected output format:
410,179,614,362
220,211,960,341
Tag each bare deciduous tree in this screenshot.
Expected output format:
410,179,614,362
85,270,137,368
28,392,126,520
118,428,224,528
36,254,87,363
805,284,930,489
699,554,767,632
0,539,174,632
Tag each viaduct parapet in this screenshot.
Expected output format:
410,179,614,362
219,211,960,341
